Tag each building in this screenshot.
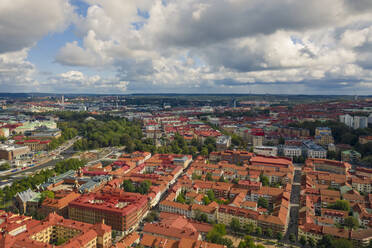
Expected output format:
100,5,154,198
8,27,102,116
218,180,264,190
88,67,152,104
216,135,231,151
0,212,112,248
353,116,368,129
253,146,278,157
16,139,51,151
68,190,148,233
282,146,302,158
305,158,351,175
341,150,361,163
314,127,334,146
40,191,81,218
302,140,327,159
339,114,354,127
0,144,30,160
14,189,41,214
340,114,368,129
140,234,226,248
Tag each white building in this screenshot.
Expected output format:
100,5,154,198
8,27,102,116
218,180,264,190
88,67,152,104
253,146,278,156
340,114,368,129
353,116,368,129
339,114,353,127
283,146,302,158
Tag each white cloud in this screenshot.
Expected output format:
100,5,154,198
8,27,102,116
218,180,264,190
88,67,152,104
3,0,372,93
0,0,75,53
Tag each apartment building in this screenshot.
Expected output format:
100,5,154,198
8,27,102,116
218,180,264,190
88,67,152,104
0,212,112,248
68,190,148,233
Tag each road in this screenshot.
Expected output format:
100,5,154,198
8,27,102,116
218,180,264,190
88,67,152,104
0,137,80,180
285,169,301,241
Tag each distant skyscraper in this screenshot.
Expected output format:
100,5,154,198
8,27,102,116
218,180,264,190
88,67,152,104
61,95,64,105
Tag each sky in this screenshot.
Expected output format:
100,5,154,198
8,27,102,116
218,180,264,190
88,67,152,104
1,0,372,95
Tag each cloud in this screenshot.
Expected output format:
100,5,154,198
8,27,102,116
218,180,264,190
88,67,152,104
3,0,372,94
0,0,75,53
0,49,39,92
44,70,128,93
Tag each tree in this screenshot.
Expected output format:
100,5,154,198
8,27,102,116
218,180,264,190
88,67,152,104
257,197,268,209
39,190,55,203
255,226,262,236
344,216,358,230
123,180,135,192
259,174,269,186
331,239,353,248
328,200,350,212
207,190,215,201
289,233,296,243
299,236,307,246
276,232,283,241
265,228,273,238
308,237,316,247
201,147,209,156
0,163,10,171
317,235,333,248
206,172,213,181
203,196,211,205
243,223,255,234
176,194,186,204
230,218,241,233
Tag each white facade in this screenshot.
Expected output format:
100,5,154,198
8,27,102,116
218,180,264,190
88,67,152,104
353,116,368,129
253,146,278,156
340,114,368,129
283,146,302,157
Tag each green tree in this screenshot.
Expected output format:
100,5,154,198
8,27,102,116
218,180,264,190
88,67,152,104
299,236,307,246
201,147,209,156
308,237,316,247
207,190,215,201
230,218,241,233
265,228,273,238
276,232,283,241
331,239,353,248
255,226,262,236
259,174,269,186
317,235,333,248
176,194,186,204
328,200,350,212
123,180,135,192
243,223,255,234
39,190,54,203
0,163,11,171
344,216,358,230
206,172,213,181
257,197,268,209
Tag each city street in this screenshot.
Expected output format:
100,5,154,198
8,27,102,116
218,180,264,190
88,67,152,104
285,169,301,241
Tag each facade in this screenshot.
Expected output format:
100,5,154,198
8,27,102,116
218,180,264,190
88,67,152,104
68,190,148,233
341,150,361,163
14,189,41,214
0,144,30,160
253,146,278,157
0,212,112,248
41,191,81,218
282,146,302,158
340,114,368,129
216,135,231,151
302,140,327,159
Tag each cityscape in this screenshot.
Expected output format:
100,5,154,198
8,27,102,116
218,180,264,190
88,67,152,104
1,1,372,248
0,94,369,248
